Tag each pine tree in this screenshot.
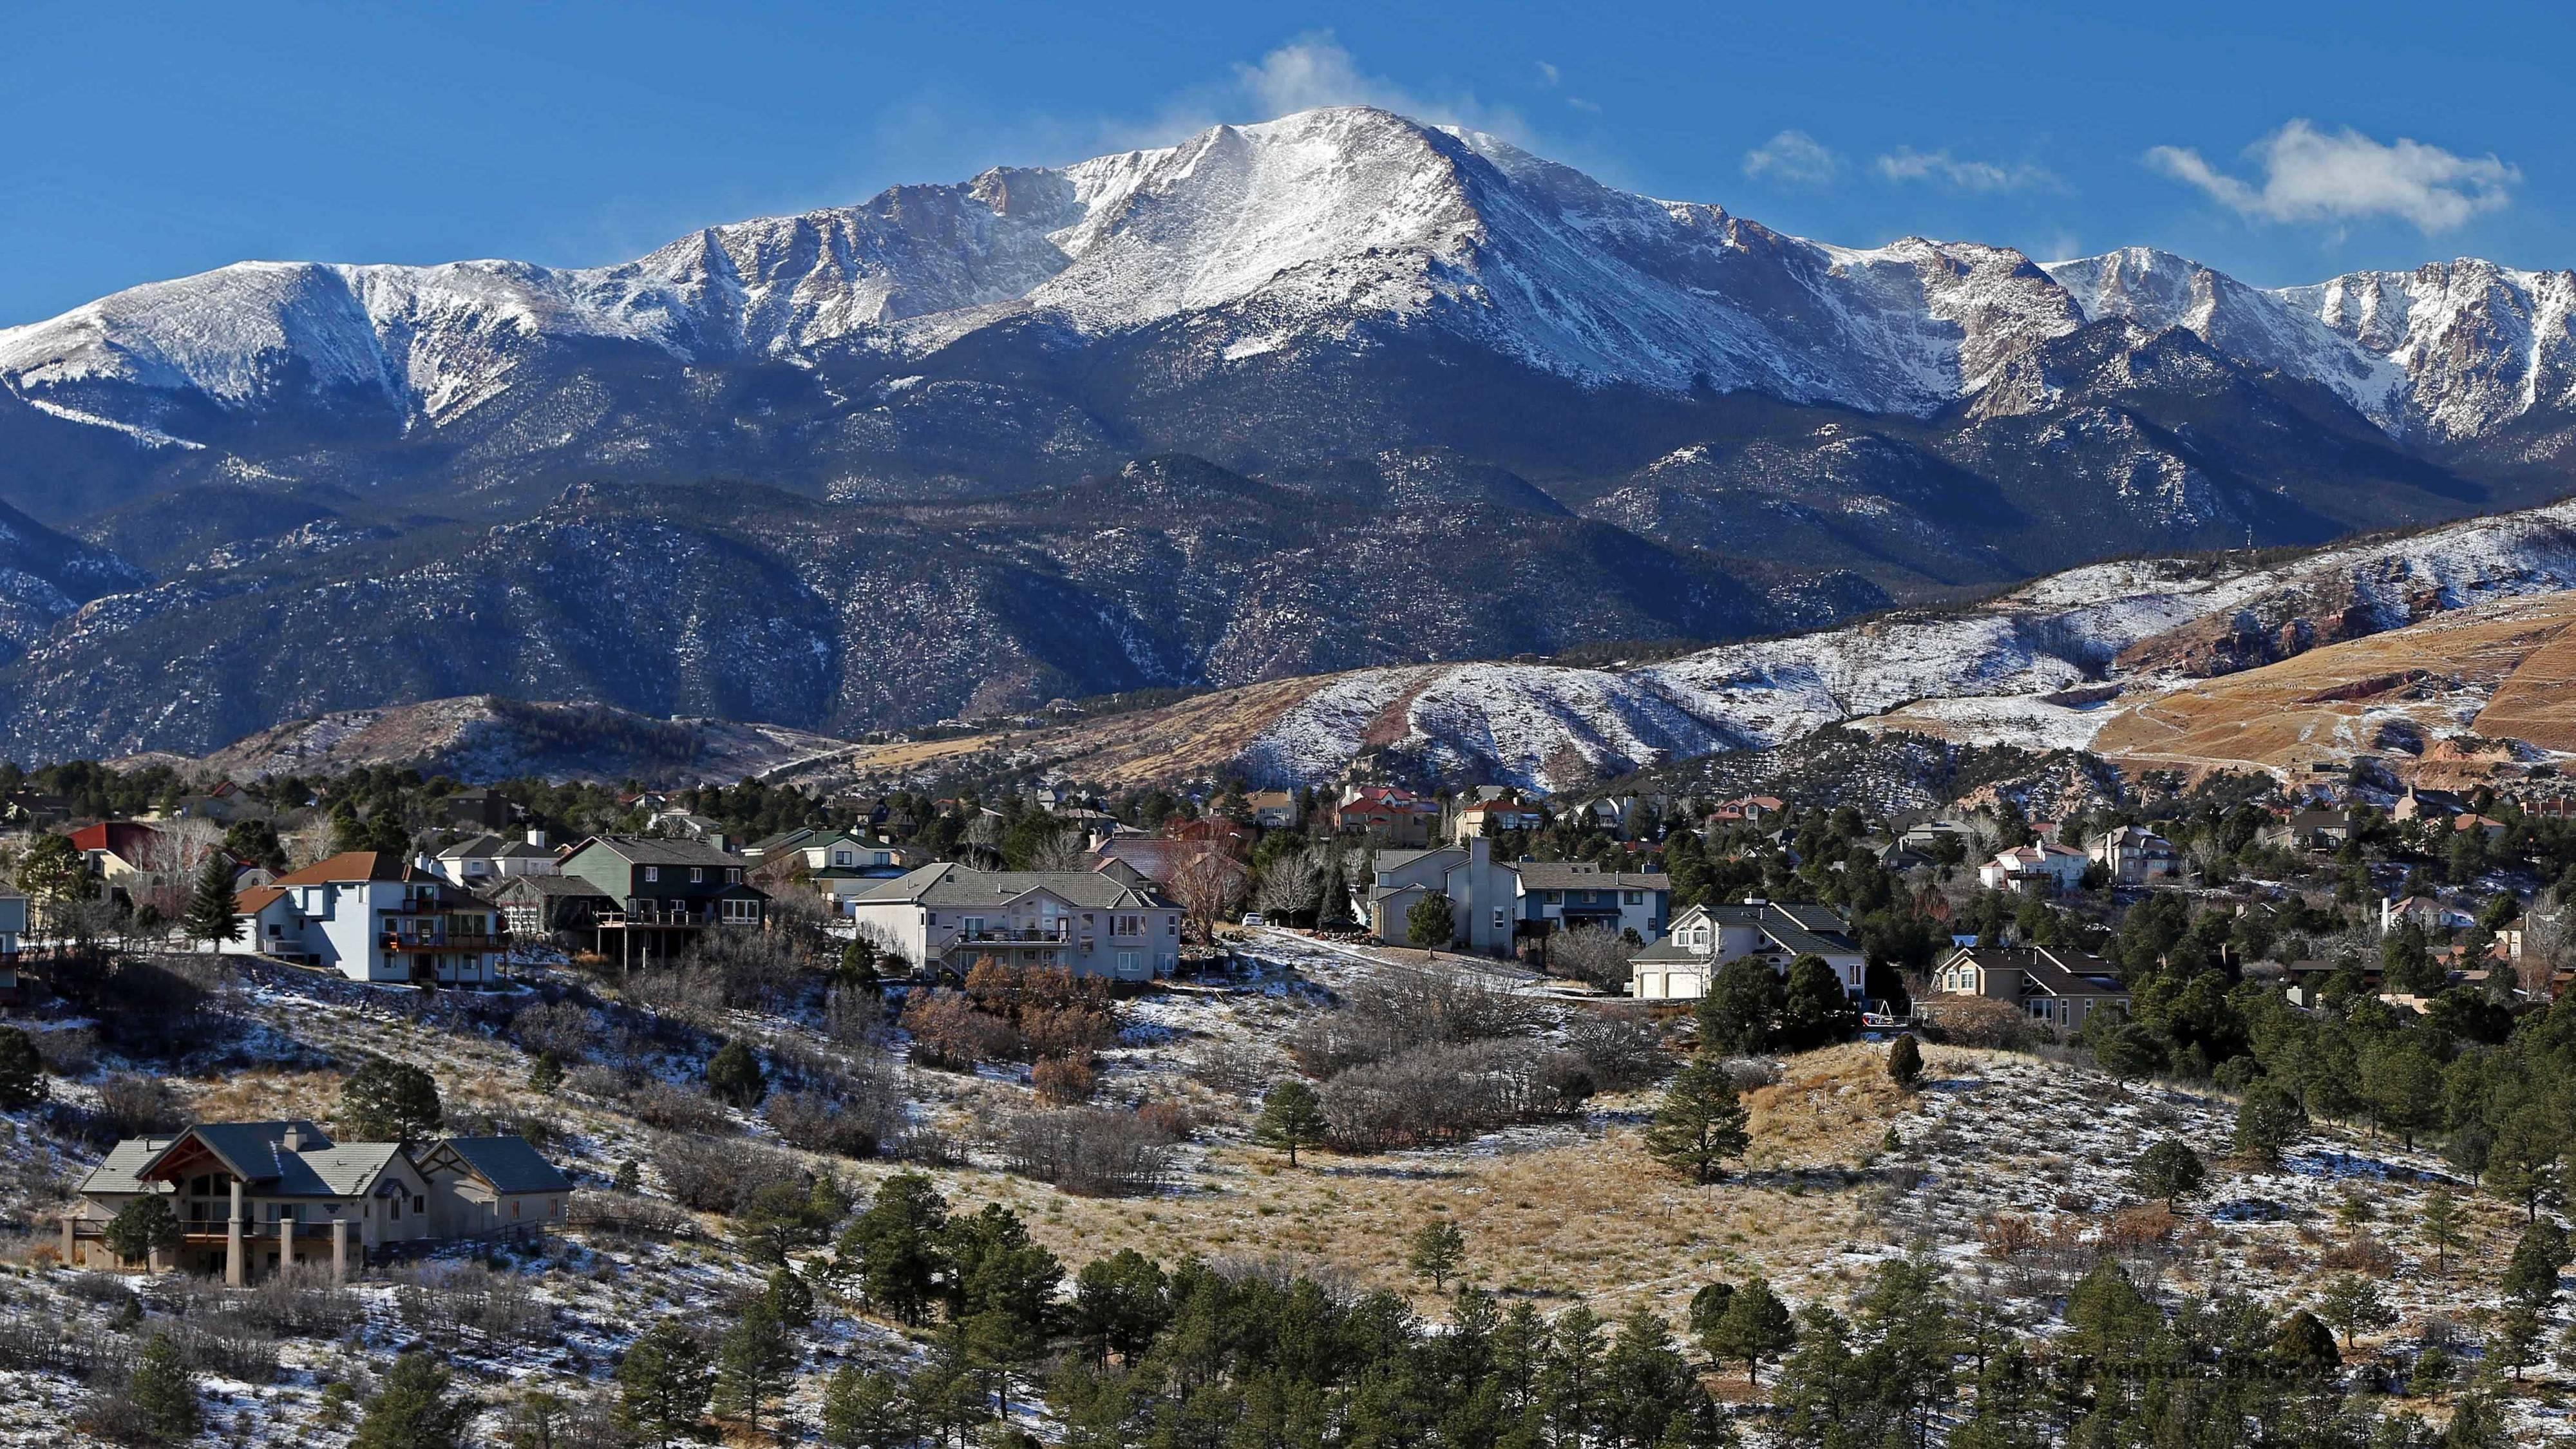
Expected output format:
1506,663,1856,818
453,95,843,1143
1886,1033,1923,1092
2315,1272,2396,1350
714,1298,797,1433
2501,1218,2570,1308
1696,959,1781,1056
1407,1219,1466,1290
616,1317,713,1448
180,850,242,949
104,1194,183,1265
526,1051,564,1092
705,1039,766,1106
0,1026,46,1108
1703,1276,1796,1385
1406,892,1455,949
2233,1080,2307,1168
1643,1052,1750,1185
2422,1184,2469,1278
338,1059,442,1141
1251,1080,1328,1167
611,1159,641,1193
2125,1137,2207,1211
125,1332,200,1444
821,1366,916,1449
353,1351,473,1449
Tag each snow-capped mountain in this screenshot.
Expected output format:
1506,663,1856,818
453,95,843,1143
6,106,2571,477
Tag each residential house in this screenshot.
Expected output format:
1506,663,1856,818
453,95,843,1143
1895,820,1976,857
2382,895,2477,933
2086,826,2181,886
231,853,509,987
1360,837,1520,954
430,829,560,890
844,864,1181,981
1578,797,1642,835
1931,945,2130,1035
64,1121,569,1282
2391,786,2466,823
2453,813,2509,842
1978,843,2090,893
1627,901,1867,1002
490,875,618,941
70,820,166,891
2,791,73,828
1244,791,1300,829
1332,786,1441,847
0,892,23,1007
1452,797,1545,842
748,829,922,913
437,788,519,831
1708,796,1786,826
556,837,768,967
1511,862,1669,944
2266,807,2356,851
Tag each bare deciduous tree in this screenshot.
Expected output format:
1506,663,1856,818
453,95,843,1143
1257,851,1323,921
1024,827,1093,873
1166,842,1248,942
1547,926,1638,990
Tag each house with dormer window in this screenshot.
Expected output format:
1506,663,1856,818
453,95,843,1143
1627,900,1866,1002
229,853,508,987
844,864,1181,981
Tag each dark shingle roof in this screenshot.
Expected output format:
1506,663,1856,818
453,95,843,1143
849,862,1173,911
438,1137,573,1194
1512,862,1671,891
570,835,743,867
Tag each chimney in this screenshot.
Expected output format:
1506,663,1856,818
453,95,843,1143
526,827,548,848
281,1126,303,1152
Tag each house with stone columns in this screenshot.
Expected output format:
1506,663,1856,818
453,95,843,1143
64,1121,569,1282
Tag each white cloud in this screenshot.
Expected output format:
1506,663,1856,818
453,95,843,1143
1741,130,1839,187
1221,33,1522,137
1567,97,1601,115
1535,61,1561,88
1873,147,2061,193
2146,119,2517,232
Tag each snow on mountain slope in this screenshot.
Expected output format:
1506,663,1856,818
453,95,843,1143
1193,497,2576,789
13,105,2566,455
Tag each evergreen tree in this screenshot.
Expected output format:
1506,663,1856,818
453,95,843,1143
1406,892,1456,949
714,1298,797,1434
1642,1052,1751,1185
526,1051,564,1092
821,1366,916,1449
1703,1276,1796,1385
616,1317,714,1448
837,1173,949,1325
1406,1219,1466,1290
1598,1308,1700,1448
611,1159,641,1194
1777,955,1857,1050
705,1039,766,1106
180,850,242,948
2421,1184,2469,1278
1071,1249,1171,1367
1697,959,1782,1056
2315,1273,2396,1350
104,1194,183,1265
2233,1080,2307,1167
338,1059,442,1141
124,1332,200,1444
0,1027,48,1108
2125,1137,2207,1211
1886,1033,1924,1092
1251,1080,1328,1167
2501,1218,2570,1308
2269,1308,2342,1382
352,1351,473,1449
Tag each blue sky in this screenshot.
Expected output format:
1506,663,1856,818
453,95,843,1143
5,1,2569,324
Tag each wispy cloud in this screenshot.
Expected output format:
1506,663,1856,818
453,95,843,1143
1535,61,1561,88
1873,147,2061,193
1741,130,1839,188
1216,32,1526,138
2146,120,2516,232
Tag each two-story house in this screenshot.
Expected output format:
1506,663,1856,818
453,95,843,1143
430,829,561,890
64,1120,570,1282
844,864,1181,981
1931,945,2130,1035
1359,837,1521,954
2086,826,2181,886
231,853,509,987
1627,901,1867,1002
1452,797,1545,842
553,836,767,967
0,891,24,1006
1978,843,2090,893
1511,862,1669,945
1332,786,1441,848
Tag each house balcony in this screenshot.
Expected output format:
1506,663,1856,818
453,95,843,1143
380,933,509,952
595,907,749,929
957,927,1072,945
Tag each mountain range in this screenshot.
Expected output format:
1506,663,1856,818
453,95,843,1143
5,106,2576,770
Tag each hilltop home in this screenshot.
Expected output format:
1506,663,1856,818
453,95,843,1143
1452,797,1545,842
64,1121,570,1282
1627,901,1868,1001
1932,945,2130,1034
844,864,1181,981
231,853,508,987
0,891,24,1006
1978,843,2089,893
430,829,561,889
555,836,767,967
2086,826,2181,886
1361,837,1520,953
1513,862,1669,943
1244,790,1300,829
1332,786,1441,847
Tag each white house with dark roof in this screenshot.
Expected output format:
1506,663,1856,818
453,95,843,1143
430,829,560,889
231,852,509,987
64,1121,569,1282
1511,861,1670,943
1627,901,1867,1001
844,864,1182,980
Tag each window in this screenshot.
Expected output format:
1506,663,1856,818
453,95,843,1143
964,916,987,938
723,899,760,924
690,867,705,884
1624,891,1643,905
643,866,659,883
1113,914,1142,936
414,1195,426,1214
833,851,851,866
726,868,743,884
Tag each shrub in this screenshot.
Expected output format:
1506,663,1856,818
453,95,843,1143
393,1262,551,1350
1319,1040,1590,1151
1564,1009,1667,1091
1920,996,2041,1050
652,1135,806,1216
95,1074,185,1140
1287,966,1542,1076
628,1082,728,1135
705,1039,767,1107
902,988,1021,1069
994,1108,1180,1196
1187,1042,1271,1096
765,1089,893,1159
1032,1056,1097,1105
0,1028,46,1108
510,1001,596,1061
